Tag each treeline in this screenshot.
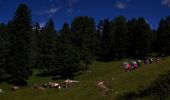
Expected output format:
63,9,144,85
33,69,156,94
0,4,170,85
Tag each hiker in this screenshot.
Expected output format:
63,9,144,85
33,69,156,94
156,58,160,63
131,61,135,69
122,62,131,71
144,58,149,65
131,61,138,69
148,57,153,64
137,59,141,67
133,61,138,69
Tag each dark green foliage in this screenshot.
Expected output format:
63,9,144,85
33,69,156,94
150,30,157,56
32,22,41,69
113,16,129,59
0,44,6,76
127,17,152,58
100,19,115,61
29,22,40,69
156,16,170,56
0,23,9,78
56,39,81,78
127,18,137,58
71,16,97,69
55,23,81,78
39,19,56,72
95,21,102,59
135,17,152,57
60,23,71,38
7,4,33,83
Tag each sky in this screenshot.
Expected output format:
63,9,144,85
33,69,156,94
0,0,170,30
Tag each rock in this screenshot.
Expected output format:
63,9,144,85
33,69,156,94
0,89,3,93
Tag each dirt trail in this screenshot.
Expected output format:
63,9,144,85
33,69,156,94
97,81,110,96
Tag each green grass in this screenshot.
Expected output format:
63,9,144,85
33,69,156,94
0,57,170,100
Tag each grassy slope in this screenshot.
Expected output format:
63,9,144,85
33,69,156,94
0,57,170,100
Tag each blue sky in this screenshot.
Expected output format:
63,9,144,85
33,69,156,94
0,0,170,30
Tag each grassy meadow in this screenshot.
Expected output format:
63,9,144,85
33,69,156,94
0,57,170,100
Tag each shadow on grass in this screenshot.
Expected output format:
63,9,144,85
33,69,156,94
0,76,11,83
8,79,27,86
36,71,57,77
0,75,27,86
96,57,122,62
36,70,82,80
116,71,170,100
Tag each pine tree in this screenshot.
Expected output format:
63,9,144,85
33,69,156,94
135,17,152,57
100,19,115,61
127,18,137,58
156,17,170,56
95,21,102,59
60,23,70,38
56,40,81,78
8,4,32,85
32,22,41,69
113,16,128,59
40,19,56,72
71,16,97,69
0,23,9,78
54,23,81,78
150,29,156,56
0,36,6,78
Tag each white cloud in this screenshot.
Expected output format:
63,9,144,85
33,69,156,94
114,0,129,9
115,2,127,9
47,8,59,14
39,22,46,28
34,7,61,17
162,0,170,7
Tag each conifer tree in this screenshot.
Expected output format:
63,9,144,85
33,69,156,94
71,16,97,69
8,4,33,85
156,16,170,56
134,17,152,57
0,23,9,78
55,23,81,78
113,16,128,59
40,19,56,72
100,19,115,61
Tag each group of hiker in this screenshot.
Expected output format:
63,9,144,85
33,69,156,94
122,57,160,71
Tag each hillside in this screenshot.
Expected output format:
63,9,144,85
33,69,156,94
0,57,170,100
